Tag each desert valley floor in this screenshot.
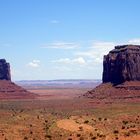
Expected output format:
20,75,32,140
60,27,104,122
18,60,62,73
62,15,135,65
0,85,140,140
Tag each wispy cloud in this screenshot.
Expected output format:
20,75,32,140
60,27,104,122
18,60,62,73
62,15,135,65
76,41,115,64
52,57,86,65
0,43,12,47
41,41,79,49
50,20,59,24
27,60,40,68
128,38,140,45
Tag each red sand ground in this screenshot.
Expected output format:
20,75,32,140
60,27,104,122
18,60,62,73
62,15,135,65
85,81,140,103
0,80,37,99
0,81,140,139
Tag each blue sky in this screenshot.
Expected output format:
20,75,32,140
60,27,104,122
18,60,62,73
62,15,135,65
1,0,140,80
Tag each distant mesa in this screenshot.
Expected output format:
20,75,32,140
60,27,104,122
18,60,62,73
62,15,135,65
103,45,140,85
0,59,37,99
85,45,140,102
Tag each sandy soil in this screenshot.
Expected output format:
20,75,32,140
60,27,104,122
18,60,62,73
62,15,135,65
57,119,94,132
0,87,139,140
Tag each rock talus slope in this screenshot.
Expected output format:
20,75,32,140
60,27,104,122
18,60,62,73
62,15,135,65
0,59,37,99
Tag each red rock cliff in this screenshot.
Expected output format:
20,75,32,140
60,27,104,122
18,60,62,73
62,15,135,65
103,45,140,85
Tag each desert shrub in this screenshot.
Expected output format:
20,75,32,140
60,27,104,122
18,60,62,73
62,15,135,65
91,136,96,140
132,124,135,128
127,126,129,129
30,131,33,134
84,120,89,124
99,134,106,138
79,126,83,131
113,130,119,134
24,136,28,140
45,135,52,139
20,109,24,113
45,120,48,123
122,126,125,129
130,130,137,135
98,117,102,121
30,124,32,127
104,118,107,121
124,132,130,137
122,120,128,125
77,134,81,137
89,133,93,137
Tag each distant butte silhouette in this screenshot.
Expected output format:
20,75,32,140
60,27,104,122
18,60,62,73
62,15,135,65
0,59,11,81
0,59,37,99
103,45,140,85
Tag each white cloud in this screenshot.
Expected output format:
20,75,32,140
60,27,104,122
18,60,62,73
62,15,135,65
27,60,40,68
28,62,39,68
73,57,86,64
41,41,79,49
128,38,140,45
52,57,86,65
53,58,70,64
76,41,115,64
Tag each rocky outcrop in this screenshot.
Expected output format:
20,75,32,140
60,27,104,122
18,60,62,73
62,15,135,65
84,45,140,102
0,59,11,81
0,59,38,99
103,45,140,85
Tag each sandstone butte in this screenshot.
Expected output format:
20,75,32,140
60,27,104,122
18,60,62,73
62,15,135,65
103,45,140,85
85,45,140,102
0,59,37,99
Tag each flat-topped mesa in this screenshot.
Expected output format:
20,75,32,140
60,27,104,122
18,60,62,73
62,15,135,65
103,45,140,85
0,59,11,81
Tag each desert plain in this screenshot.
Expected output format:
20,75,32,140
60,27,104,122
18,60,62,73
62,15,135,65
0,83,140,140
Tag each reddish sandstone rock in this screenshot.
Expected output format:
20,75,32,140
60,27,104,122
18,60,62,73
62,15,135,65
85,45,140,102
0,59,37,99
0,80,37,99
103,45,140,85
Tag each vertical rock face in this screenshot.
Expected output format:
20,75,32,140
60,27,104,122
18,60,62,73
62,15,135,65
0,59,11,81
103,45,140,85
